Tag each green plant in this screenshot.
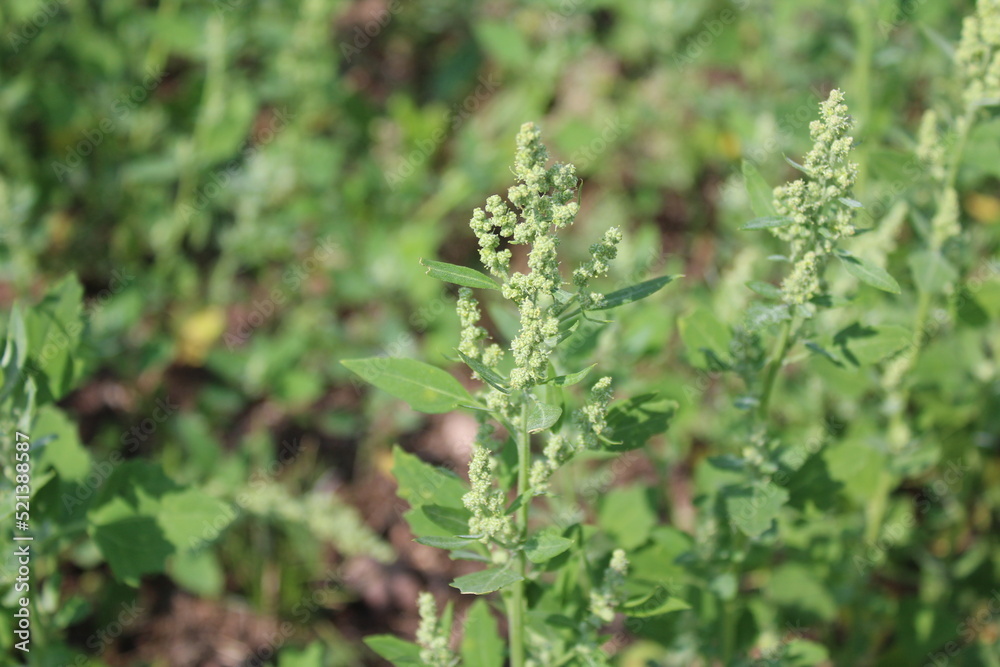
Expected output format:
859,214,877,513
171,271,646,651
344,123,682,666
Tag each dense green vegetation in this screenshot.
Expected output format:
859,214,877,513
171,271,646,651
1,0,999,665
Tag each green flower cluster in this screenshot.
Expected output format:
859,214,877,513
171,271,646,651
416,593,458,667
459,122,624,545
467,122,621,390
464,435,516,543
529,376,614,494
956,0,1000,108
589,549,629,623
771,89,859,305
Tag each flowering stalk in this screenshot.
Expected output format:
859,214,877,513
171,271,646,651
752,89,861,420
345,122,678,665
867,0,1000,545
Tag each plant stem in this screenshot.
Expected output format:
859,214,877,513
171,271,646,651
867,106,975,542
850,0,875,196
508,396,531,667
757,316,795,421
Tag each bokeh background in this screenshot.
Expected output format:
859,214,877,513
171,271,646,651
2,0,999,665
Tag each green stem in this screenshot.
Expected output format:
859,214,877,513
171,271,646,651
508,396,531,667
850,0,875,196
757,316,795,421
945,109,975,191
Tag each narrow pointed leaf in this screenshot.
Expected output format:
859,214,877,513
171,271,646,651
546,364,595,387
592,276,678,310
784,155,808,173
746,281,783,299
416,535,480,550
623,593,691,618
838,197,863,208
740,216,793,231
835,250,901,294
341,357,477,413
421,259,499,290
363,636,423,665
457,350,509,394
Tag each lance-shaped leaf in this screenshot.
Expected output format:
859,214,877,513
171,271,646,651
623,589,691,617
421,259,499,290
739,216,793,231
363,636,423,665
835,250,901,294
457,350,509,394
545,364,595,387
592,276,678,310
341,357,477,413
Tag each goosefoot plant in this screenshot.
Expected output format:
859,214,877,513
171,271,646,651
678,89,903,662
344,123,682,666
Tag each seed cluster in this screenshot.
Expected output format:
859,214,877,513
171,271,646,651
771,90,859,305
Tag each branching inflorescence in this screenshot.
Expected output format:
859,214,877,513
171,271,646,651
772,90,859,306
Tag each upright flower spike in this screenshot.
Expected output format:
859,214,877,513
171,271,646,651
463,441,515,543
416,593,457,667
956,0,1000,108
589,549,629,623
469,122,598,391
457,287,489,360
771,89,859,305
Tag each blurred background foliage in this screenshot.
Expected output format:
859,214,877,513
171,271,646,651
1,0,999,664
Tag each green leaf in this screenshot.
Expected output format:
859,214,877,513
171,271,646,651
679,308,732,368
278,642,327,667
804,341,843,367
89,500,174,580
839,197,863,208
746,281,783,299
724,483,789,538
604,394,676,452
592,276,678,310
34,405,91,483
623,590,691,618
524,532,573,563
363,635,423,665
835,250,901,294
461,600,504,667
421,505,472,535
527,400,562,433
452,566,524,594
421,259,499,290
599,487,657,550
158,488,233,552
416,535,479,550
546,364,595,387
458,350,509,393
169,549,225,598
742,160,777,218
786,639,830,666
908,249,958,295
832,323,911,366
392,445,468,509
342,357,476,414
739,216,793,230
23,274,86,401
784,155,808,173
